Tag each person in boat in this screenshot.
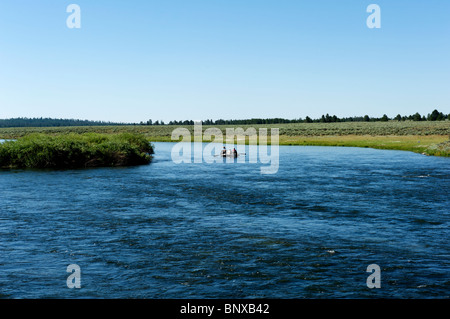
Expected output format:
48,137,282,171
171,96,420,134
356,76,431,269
221,146,227,157
233,148,238,157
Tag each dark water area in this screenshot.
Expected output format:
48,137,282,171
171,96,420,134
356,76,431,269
0,142,449,298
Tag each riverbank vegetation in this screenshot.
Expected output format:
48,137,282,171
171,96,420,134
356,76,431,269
0,121,448,157
0,133,154,169
278,135,449,156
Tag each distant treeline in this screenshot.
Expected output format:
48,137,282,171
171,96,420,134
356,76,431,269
0,110,448,128
0,117,131,128
144,109,449,125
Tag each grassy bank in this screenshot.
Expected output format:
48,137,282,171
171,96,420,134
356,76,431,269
0,133,154,169
278,135,450,156
0,121,448,157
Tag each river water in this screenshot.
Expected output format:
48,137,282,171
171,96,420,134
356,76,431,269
0,142,449,298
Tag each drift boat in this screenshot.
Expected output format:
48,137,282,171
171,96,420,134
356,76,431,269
222,153,238,158
218,149,244,158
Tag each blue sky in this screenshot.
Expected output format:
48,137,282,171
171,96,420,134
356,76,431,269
0,0,449,123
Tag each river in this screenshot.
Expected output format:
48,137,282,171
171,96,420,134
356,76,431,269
0,142,449,298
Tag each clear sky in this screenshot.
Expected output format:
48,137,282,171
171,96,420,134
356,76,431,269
0,0,449,123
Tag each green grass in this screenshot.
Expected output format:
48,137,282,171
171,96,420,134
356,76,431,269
0,121,449,139
0,121,448,158
278,135,450,156
0,133,154,169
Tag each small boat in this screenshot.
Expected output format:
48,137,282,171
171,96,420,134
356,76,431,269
221,149,238,157
215,149,244,158
222,153,238,158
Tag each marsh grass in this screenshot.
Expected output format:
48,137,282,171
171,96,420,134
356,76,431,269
0,133,154,169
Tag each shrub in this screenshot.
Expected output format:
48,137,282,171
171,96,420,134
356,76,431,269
0,133,154,169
